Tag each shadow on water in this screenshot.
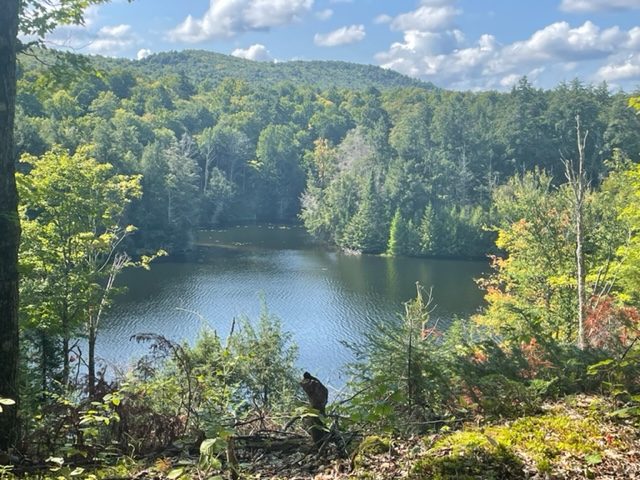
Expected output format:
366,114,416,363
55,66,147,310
97,225,488,386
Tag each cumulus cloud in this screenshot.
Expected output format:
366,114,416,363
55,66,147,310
377,20,640,89
560,0,640,12
390,5,461,32
137,48,152,60
502,21,625,63
45,22,139,56
231,43,273,61
316,8,333,20
597,54,640,81
86,24,138,55
169,0,313,42
314,24,366,47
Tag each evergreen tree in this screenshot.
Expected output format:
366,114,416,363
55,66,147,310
340,175,388,253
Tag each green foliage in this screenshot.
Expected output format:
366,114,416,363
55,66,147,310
340,175,388,254
17,146,142,389
17,51,640,258
123,304,299,451
476,170,580,342
342,285,460,433
228,307,299,411
387,209,419,257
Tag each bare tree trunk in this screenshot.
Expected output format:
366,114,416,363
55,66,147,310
0,0,21,451
564,115,588,350
88,253,127,398
62,304,70,387
87,322,97,398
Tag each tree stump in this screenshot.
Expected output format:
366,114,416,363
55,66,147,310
300,372,329,447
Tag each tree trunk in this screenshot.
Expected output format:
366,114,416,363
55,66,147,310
575,118,587,350
0,0,21,451
300,372,328,447
62,306,70,387
88,320,96,398
564,115,588,350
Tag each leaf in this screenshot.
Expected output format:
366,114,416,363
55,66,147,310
610,406,640,419
46,457,65,466
0,398,15,406
167,468,184,479
587,359,615,375
585,453,602,465
200,437,226,456
70,467,85,476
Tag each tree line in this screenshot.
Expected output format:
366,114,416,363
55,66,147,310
15,55,640,258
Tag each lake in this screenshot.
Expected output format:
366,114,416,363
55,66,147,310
97,225,488,387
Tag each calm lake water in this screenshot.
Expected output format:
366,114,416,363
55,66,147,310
97,225,488,386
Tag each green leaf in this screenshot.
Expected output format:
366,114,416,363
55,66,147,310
585,453,602,465
167,468,184,479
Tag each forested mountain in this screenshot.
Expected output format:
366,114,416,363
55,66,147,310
21,49,433,92
15,49,640,256
135,50,434,91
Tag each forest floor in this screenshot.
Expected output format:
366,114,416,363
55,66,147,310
6,395,640,479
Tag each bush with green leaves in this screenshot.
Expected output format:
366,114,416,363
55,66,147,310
122,304,300,450
340,285,465,433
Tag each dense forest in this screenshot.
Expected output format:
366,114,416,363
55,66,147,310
6,36,640,479
16,49,640,257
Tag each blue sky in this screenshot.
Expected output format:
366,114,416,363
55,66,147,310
46,0,640,91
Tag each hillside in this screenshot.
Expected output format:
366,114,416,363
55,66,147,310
94,49,435,91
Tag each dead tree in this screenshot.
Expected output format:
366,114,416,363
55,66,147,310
562,114,588,350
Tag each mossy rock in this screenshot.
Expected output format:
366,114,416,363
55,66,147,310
352,436,393,469
412,432,524,480
358,435,392,455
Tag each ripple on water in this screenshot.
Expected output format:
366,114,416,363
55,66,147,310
96,228,487,384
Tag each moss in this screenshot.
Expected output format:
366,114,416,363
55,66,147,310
415,413,605,478
358,435,392,456
353,435,393,469
412,433,524,480
488,414,601,472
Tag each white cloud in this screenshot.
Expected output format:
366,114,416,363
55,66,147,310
374,14,392,25
169,0,313,42
314,24,366,47
86,24,137,55
376,20,640,90
560,0,640,12
316,8,333,20
597,54,640,81
231,43,273,61
98,24,131,37
137,48,152,60
46,22,139,56
390,5,461,32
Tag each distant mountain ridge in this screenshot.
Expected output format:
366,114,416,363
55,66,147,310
96,49,436,91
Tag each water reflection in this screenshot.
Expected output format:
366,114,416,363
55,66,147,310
97,226,488,385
